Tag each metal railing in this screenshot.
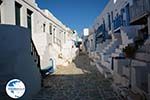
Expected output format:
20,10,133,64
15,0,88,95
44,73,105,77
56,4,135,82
31,39,40,68
130,0,150,22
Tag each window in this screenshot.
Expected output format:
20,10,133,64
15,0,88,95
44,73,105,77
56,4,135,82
49,23,52,35
102,18,105,30
116,13,119,17
0,8,1,23
43,23,46,32
125,4,130,25
111,11,113,22
108,13,111,30
64,32,66,43
15,2,22,26
53,28,56,43
27,9,32,32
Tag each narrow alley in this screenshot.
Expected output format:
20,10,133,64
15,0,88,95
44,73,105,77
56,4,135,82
1,0,150,100
32,52,122,100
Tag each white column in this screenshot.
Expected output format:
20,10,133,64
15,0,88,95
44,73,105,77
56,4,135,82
1,0,16,25
21,7,27,28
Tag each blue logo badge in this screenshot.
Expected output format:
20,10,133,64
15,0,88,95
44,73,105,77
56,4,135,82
6,79,25,99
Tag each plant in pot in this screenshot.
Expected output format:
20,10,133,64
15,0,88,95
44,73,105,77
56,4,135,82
134,36,144,49
123,43,137,88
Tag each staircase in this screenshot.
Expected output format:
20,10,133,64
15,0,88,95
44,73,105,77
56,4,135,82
32,33,47,60
112,26,140,57
96,39,112,53
32,33,51,70
94,26,141,78
102,39,121,55
99,39,121,71
94,39,115,78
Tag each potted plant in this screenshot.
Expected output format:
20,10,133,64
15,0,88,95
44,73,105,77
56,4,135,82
123,44,137,88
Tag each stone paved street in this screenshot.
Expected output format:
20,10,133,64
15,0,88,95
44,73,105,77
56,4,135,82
32,52,123,100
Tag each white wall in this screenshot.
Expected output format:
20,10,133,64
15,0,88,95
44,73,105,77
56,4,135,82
83,28,89,36
0,0,76,67
93,0,133,31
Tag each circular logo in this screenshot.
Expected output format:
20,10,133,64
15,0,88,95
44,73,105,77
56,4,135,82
6,79,25,99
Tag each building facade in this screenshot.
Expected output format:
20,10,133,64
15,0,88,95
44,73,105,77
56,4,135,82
86,0,150,99
0,0,79,74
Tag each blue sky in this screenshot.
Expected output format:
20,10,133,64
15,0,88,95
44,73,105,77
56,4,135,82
36,0,108,35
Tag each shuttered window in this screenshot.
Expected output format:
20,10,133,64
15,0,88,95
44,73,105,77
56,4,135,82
15,2,22,26
27,9,33,32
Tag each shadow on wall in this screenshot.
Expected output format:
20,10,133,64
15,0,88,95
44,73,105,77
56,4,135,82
0,25,41,100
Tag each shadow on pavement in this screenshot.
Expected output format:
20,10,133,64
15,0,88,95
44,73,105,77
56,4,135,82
32,51,122,100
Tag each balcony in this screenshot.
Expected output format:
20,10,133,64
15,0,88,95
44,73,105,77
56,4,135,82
96,24,105,36
130,0,150,25
113,15,123,30
95,24,106,43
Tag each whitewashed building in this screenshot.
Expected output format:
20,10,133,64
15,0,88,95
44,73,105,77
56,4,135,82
86,0,150,99
0,0,79,99
0,0,79,73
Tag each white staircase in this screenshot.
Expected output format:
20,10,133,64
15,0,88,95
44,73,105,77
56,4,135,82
32,33,48,59
103,39,121,54
32,33,50,69
100,39,121,71
96,39,112,53
94,39,117,78
112,26,139,57
94,26,141,78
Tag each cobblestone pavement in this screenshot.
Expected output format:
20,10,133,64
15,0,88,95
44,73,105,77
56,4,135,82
32,52,123,100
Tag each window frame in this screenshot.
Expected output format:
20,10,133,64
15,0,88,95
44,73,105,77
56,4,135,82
27,9,33,32
15,2,22,26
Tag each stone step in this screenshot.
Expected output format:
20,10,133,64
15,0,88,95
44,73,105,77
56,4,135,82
135,53,150,62
96,62,112,79
112,53,119,57
115,48,122,53
131,59,147,67
119,45,126,49
96,62,105,74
